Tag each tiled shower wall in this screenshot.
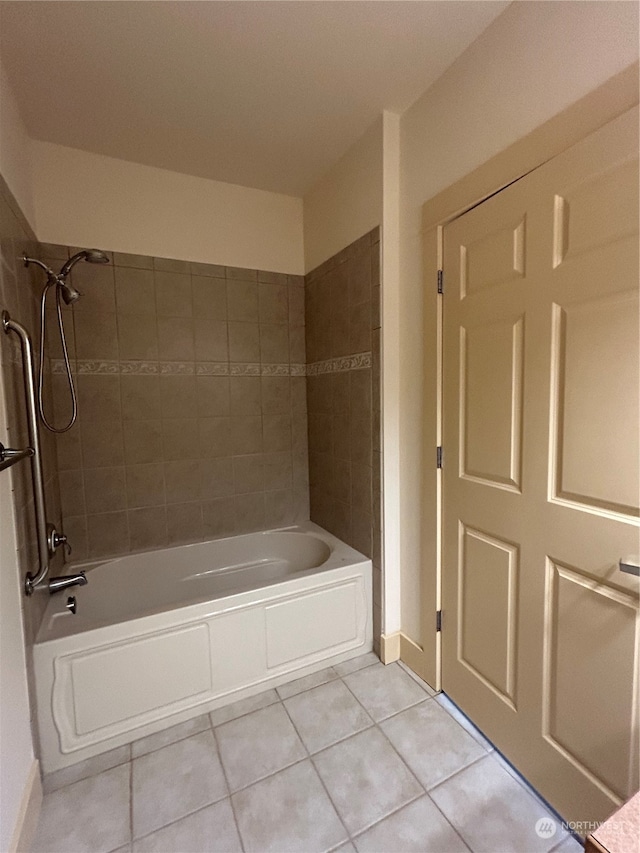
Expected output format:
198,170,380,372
0,176,64,741
46,248,309,561
305,228,382,644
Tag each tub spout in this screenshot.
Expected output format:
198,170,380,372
48,572,87,594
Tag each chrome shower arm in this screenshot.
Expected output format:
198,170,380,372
2,311,50,594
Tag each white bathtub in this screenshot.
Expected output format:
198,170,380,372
33,522,372,773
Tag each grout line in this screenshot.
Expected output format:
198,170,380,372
280,696,352,846
210,724,246,853
426,750,489,793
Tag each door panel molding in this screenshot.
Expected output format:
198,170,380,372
413,62,638,696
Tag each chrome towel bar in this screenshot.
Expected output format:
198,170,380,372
0,442,34,472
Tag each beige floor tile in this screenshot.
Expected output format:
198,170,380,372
435,692,495,752
42,744,131,794
353,795,470,853
333,651,380,677
343,662,429,721
209,688,279,727
276,665,338,699
313,727,424,836
133,799,242,852
380,699,488,789
131,714,211,758
284,679,373,753
32,764,130,853
430,754,570,853
233,760,347,852
215,703,306,791
132,731,227,838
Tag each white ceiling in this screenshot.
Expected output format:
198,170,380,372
0,1,509,196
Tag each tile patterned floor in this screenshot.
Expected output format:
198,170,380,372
32,654,584,853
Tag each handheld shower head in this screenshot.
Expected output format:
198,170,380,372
59,249,109,279
58,282,81,305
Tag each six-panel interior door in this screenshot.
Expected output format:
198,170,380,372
441,106,639,825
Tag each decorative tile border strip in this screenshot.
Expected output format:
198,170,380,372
51,359,309,377
306,352,371,376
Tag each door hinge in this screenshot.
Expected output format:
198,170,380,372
436,610,442,632
437,270,444,294
436,446,443,469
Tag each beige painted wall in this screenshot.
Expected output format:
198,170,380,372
0,62,35,229
397,0,640,642
303,116,383,272
31,141,305,274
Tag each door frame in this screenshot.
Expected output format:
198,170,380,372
409,62,639,690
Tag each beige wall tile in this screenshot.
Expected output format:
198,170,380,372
129,506,167,551
123,419,163,464
157,316,195,361
264,489,295,527
348,252,371,307
155,271,192,317
191,261,225,279
226,266,257,282
196,376,230,417
199,457,235,500
289,326,306,363
263,452,293,491
230,377,262,415
260,324,289,364
115,268,156,315
330,310,351,358
81,419,125,467
154,257,190,274
261,377,290,414
164,460,201,505
351,463,372,514
262,413,291,453
258,283,288,325
194,318,229,361
114,252,153,270
160,375,197,419
198,417,233,458
84,467,127,514
121,375,161,420
126,463,166,508
288,285,305,326
230,415,263,455
202,497,237,540
118,313,158,360
58,469,86,516
233,454,264,494
234,492,265,533
349,302,371,354
87,510,129,557
228,322,260,362
75,311,119,359
192,277,227,320
77,375,121,421
167,502,203,545
227,280,258,322
56,429,83,470
161,419,199,461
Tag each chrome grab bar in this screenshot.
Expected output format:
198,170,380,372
2,310,50,594
0,441,34,472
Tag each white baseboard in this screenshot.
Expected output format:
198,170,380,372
9,759,41,853
380,631,401,663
